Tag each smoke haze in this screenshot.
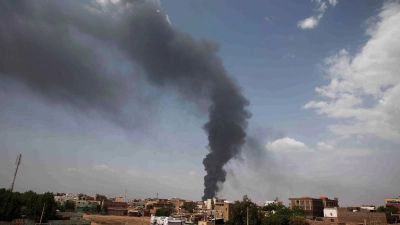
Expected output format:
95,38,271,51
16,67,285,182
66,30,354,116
0,0,251,199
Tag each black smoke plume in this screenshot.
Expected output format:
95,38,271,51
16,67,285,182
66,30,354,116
0,0,251,200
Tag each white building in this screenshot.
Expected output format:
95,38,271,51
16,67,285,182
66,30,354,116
324,208,337,218
360,205,376,211
55,193,77,204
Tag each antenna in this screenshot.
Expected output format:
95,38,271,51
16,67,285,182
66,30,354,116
10,154,22,192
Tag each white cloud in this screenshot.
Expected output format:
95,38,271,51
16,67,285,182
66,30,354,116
283,53,296,59
329,0,338,6
93,164,115,172
266,137,313,153
298,16,320,29
298,0,337,29
65,168,91,176
318,2,327,13
304,1,400,144
317,142,334,151
264,16,278,22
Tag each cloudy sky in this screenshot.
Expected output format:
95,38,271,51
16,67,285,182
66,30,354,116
1,0,399,206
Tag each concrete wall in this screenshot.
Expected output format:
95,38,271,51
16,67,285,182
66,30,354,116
308,221,345,225
336,208,388,224
324,208,338,218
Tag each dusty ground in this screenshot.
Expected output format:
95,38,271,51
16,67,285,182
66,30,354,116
83,214,151,225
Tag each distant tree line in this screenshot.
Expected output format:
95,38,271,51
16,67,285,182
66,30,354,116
225,195,309,225
155,208,171,217
376,206,398,214
0,188,57,222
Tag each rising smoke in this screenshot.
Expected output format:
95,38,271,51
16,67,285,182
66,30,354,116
0,0,251,200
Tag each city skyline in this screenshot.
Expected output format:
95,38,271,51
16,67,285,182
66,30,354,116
1,0,399,207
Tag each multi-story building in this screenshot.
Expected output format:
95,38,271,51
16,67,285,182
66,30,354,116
115,196,124,202
54,193,77,204
289,195,338,219
385,197,400,211
214,201,234,222
93,194,107,201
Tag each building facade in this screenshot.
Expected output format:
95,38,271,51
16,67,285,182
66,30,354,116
385,197,400,211
214,202,234,222
289,195,338,219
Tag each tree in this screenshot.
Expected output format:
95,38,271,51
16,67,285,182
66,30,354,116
376,206,385,212
64,200,76,212
155,208,171,217
96,204,102,214
83,206,89,213
56,203,66,212
20,191,57,223
262,203,278,212
261,204,305,225
225,195,263,225
102,204,108,214
0,188,21,221
289,216,309,225
262,214,288,225
376,206,398,214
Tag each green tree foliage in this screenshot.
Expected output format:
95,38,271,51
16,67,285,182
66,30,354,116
289,216,309,225
102,204,108,214
56,203,66,212
261,214,288,225
155,208,171,217
64,200,76,212
96,204,102,214
386,206,399,214
225,195,263,225
376,206,385,212
375,206,399,214
20,191,57,222
0,188,21,221
0,189,57,222
261,204,305,225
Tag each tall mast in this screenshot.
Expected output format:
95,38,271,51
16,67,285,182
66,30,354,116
10,154,22,192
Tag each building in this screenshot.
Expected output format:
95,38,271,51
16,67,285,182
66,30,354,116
105,201,128,216
385,197,400,205
264,198,283,206
146,199,174,215
214,201,234,222
115,196,125,202
360,205,376,211
320,207,390,224
386,197,400,211
74,200,101,213
93,194,107,201
289,195,338,219
55,193,77,205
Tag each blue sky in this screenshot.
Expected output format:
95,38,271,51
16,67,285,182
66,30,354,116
0,0,399,206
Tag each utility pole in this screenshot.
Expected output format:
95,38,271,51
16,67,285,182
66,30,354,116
10,154,22,192
40,203,46,223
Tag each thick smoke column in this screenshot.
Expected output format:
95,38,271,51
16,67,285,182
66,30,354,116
0,0,251,200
